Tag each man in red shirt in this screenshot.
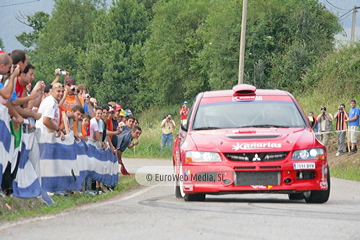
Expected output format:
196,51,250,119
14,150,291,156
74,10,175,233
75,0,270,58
179,101,189,123
13,63,44,109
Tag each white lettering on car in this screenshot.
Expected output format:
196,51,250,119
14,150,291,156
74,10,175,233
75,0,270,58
232,96,263,101
232,142,282,151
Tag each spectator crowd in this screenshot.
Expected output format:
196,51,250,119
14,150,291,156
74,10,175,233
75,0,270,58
0,49,142,197
309,100,360,157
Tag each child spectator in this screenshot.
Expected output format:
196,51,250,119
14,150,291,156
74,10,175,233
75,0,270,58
80,113,91,141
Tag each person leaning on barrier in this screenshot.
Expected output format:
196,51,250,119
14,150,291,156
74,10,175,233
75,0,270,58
334,104,348,156
345,100,360,155
35,83,65,141
317,107,333,147
115,126,142,164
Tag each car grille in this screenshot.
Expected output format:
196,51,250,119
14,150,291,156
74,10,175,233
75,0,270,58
235,171,280,186
224,152,288,161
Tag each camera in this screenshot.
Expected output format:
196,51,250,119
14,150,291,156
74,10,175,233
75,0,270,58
13,64,17,70
118,123,126,131
338,107,343,111
167,116,171,120
84,93,90,99
56,69,67,75
70,86,76,92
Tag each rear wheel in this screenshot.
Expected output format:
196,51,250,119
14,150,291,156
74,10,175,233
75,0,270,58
288,193,304,200
304,167,331,203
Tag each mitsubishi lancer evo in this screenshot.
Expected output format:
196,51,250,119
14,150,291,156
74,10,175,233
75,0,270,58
173,84,330,203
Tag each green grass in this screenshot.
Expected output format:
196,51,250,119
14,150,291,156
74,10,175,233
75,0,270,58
331,167,360,181
0,175,138,222
329,155,360,181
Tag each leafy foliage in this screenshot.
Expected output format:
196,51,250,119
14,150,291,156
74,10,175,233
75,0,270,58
297,42,360,113
0,37,5,50
15,11,50,49
19,0,341,112
30,0,106,83
143,0,211,107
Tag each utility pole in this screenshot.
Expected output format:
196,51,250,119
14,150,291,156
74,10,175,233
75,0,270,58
351,6,357,43
238,0,248,85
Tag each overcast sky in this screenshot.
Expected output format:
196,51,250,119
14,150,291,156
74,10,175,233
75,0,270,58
0,0,359,52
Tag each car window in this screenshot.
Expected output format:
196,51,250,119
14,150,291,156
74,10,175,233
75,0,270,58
192,100,307,130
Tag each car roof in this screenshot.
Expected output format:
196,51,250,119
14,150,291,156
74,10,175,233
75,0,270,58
202,89,290,98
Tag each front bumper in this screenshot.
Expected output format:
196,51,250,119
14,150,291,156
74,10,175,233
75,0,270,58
179,160,329,194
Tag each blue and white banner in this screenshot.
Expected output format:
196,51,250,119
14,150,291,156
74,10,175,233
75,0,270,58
12,132,42,198
1,105,119,198
38,131,119,193
0,104,14,187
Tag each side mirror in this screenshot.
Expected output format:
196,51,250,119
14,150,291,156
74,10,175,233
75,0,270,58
180,119,188,131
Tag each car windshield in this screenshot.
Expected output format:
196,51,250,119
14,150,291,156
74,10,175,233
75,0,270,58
192,100,307,130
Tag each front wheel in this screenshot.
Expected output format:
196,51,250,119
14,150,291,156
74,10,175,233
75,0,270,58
304,167,331,203
288,193,304,200
175,185,182,198
184,193,206,201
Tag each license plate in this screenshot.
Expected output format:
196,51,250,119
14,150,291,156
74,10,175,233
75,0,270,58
293,163,315,169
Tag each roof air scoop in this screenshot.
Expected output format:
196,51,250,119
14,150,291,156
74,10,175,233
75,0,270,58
232,84,256,96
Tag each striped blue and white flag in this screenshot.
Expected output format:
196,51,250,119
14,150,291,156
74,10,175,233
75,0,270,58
39,131,119,193
12,131,42,198
0,104,14,188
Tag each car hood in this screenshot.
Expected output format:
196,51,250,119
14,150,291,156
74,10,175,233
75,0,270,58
188,128,317,153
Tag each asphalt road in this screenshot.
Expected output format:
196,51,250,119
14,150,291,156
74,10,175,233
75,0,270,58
0,158,359,240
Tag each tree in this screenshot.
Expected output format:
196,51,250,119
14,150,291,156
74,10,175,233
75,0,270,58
198,0,341,91
142,0,211,106
31,0,106,83
79,0,150,109
15,11,50,49
0,37,4,50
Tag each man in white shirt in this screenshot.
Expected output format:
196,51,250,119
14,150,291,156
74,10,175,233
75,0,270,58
36,83,65,140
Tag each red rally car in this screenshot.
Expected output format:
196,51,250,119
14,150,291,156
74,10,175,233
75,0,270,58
173,84,330,203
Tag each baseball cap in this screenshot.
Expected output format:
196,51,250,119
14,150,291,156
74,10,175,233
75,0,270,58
65,77,76,85
119,109,125,116
108,102,116,108
109,106,114,113
124,109,133,117
184,101,188,104
115,104,122,111
321,107,326,111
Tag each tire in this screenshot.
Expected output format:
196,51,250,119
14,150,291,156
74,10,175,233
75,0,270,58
184,193,206,201
175,163,186,199
174,165,183,198
175,185,182,198
304,167,331,203
175,163,206,201
288,193,304,200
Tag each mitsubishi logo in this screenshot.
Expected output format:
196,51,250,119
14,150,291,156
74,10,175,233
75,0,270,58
252,154,261,161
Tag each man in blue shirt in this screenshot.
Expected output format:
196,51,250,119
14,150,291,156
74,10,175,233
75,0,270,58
115,125,142,164
345,100,360,155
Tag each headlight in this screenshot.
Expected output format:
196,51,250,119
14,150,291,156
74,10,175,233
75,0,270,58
186,151,222,162
292,148,325,160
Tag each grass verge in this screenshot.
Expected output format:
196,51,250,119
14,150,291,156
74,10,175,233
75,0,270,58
0,175,139,222
329,159,360,181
